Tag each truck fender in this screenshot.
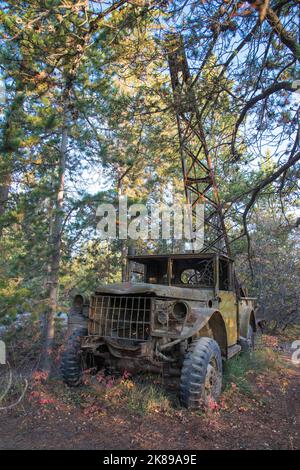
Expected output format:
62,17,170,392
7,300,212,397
160,308,226,354
239,306,256,339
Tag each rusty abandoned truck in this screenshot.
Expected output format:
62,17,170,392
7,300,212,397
61,253,256,409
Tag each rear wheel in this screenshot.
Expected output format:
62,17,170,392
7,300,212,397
61,328,87,387
180,337,222,410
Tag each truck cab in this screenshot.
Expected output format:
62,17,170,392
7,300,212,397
62,253,256,409
126,253,255,350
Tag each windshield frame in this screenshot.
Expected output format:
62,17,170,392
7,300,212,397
127,253,233,292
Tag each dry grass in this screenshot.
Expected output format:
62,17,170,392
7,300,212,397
2,322,297,417
224,335,283,394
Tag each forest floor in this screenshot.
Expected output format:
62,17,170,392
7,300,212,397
0,325,299,450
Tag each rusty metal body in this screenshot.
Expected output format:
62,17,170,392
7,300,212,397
79,253,256,374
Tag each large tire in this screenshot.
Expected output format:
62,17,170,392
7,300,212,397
61,328,87,387
180,337,222,410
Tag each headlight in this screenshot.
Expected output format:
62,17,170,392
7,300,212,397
172,302,188,322
157,310,168,325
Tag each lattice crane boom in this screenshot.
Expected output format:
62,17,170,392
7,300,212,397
167,34,231,257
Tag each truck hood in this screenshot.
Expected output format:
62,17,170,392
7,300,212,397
95,282,209,302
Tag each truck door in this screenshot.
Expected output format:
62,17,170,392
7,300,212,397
218,259,238,346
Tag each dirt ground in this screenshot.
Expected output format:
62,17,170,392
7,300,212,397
0,332,299,450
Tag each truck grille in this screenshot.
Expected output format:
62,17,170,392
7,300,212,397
89,295,152,341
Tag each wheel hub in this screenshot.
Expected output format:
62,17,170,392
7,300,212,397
204,360,221,400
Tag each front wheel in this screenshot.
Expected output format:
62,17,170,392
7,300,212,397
180,337,222,410
61,328,87,387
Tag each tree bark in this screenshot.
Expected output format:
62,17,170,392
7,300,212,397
0,172,11,237
265,5,300,59
41,95,69,373
248,1,299,58
0,90,25,238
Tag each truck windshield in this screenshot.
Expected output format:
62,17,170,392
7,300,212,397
171,258,214,287
129,260,168,284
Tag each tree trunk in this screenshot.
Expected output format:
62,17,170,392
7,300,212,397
0,172,11,238
120,239,127,282
41,99,69,373
0,90,25,238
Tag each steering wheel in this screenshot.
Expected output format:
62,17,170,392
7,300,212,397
180,260,214,286
187,270,202,285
